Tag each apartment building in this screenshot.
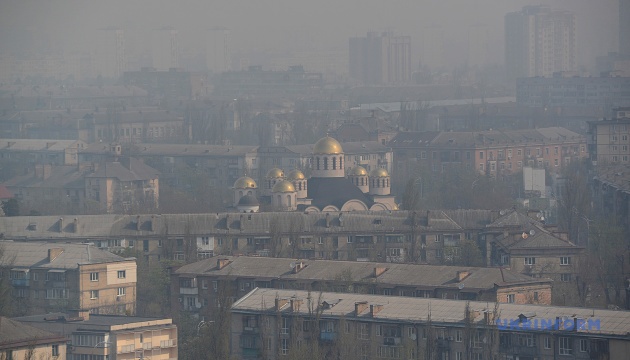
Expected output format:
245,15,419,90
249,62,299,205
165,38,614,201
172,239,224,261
171,255,553,318
0,241,136,316
389,127,587,183
587,108,630,166
0,138,87,165
592,166,630,235
231,288,628,360
0,317,67,360
15,310,177,360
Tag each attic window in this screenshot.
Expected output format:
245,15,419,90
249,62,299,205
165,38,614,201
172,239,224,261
27,223,37,231
374,219,382,225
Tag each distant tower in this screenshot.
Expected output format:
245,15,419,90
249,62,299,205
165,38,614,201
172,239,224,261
152,27,179,70
505,6,576,79
206,27,231,73
95,27,125,79
349,31,411,85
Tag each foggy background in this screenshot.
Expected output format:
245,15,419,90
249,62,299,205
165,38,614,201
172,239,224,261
0,0,619,72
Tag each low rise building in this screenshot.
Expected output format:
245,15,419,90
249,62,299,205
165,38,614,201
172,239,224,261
0,138,87,165
172,255,552,318
587,108,630,166
231,288,630,360
0,241,137,316
0,316,67,360
15,310,177,360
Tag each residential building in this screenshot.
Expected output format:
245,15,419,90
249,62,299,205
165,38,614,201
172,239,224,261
592,166,630,235
94,27,126,79
587,109,630,166
349,32,412,85
171,255,552,318
231,288,630,360
15,310,177,360
621,0,630,57
505,5,576,79
389,127,587,186
151,27,179,71
122,68,203,100
517,75,630,108
0,241,136,316
0,139,87,166
0,317,67,360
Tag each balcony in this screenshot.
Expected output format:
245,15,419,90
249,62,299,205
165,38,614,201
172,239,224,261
242,348,259,357
384,337,401,346
11,279,29,287
160,339,177,348
179,287,199,295
436,338,450,349
320,332,337,342
243,326,259,334
500,345,538,356
46,281,66,288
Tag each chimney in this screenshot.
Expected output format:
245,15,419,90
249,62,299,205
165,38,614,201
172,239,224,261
370,304,384,317
48,248,64,262
374,266,388,277
456,271,470,282
58,217,64,232
467,309,481,321
290,298,303,312
293,261,306,273
136,215,141,231
216,258,232,270
73,218,78,233
275,298,289,311
354,301,369,316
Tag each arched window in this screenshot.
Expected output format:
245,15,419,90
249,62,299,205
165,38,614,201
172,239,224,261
277,195,281,206
324,157,328,170
316,157,320,170
239,190,243,198
332,157,337,170
287,194,292,207
339,157,343,169
247,190,252,196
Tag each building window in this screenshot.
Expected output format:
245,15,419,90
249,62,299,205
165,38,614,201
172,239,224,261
90,272,99,282
90,290,99,299
534,292,539,301
560,257,571,265
456,330,462,342
117,287,126,297
559,337,572,355
281,338,289,355
524,257,536,266
507,294,515,303
580,339,588,352
281,318,290,335
52,344,59,357
544,336,551,349
376,325,383,336
456,352,463,360
561,274,572,282
117,270,126,279
358,323,369,340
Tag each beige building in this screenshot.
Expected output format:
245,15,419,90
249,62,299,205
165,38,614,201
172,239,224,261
0,241,136,316
15,310,177,360
0,317,67,360
231,288,630,360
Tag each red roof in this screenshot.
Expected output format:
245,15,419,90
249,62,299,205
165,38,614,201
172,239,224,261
0,185,14,199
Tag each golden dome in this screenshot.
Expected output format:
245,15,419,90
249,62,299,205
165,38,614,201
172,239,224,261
313,136,343,155
370,168,389,177
233,176,257,189
266,168,285,178
272,180,296,193
348,166,368,176
287,169,306,180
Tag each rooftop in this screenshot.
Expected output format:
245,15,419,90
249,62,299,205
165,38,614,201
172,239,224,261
0,241,129,269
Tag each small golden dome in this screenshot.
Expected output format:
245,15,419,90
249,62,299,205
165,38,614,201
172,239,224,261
287,169,306,180
313,136,343,155
266,168,285,178
370,168,389,177
233,176,257,189
272,180,296,193
349,166,368,176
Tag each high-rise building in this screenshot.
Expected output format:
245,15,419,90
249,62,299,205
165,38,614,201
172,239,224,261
152,27,179,70
94,27,126,79
205,27,230,73
505,5,576,79
621,0,630,56
349,31,411,85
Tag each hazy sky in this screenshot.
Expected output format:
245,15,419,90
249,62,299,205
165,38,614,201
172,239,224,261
0,0,619,69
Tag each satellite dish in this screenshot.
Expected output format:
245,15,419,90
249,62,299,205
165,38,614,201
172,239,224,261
522,232,528,239
458,283,465,290
529,230,536,236
499,210,506,216
289,262,297,269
